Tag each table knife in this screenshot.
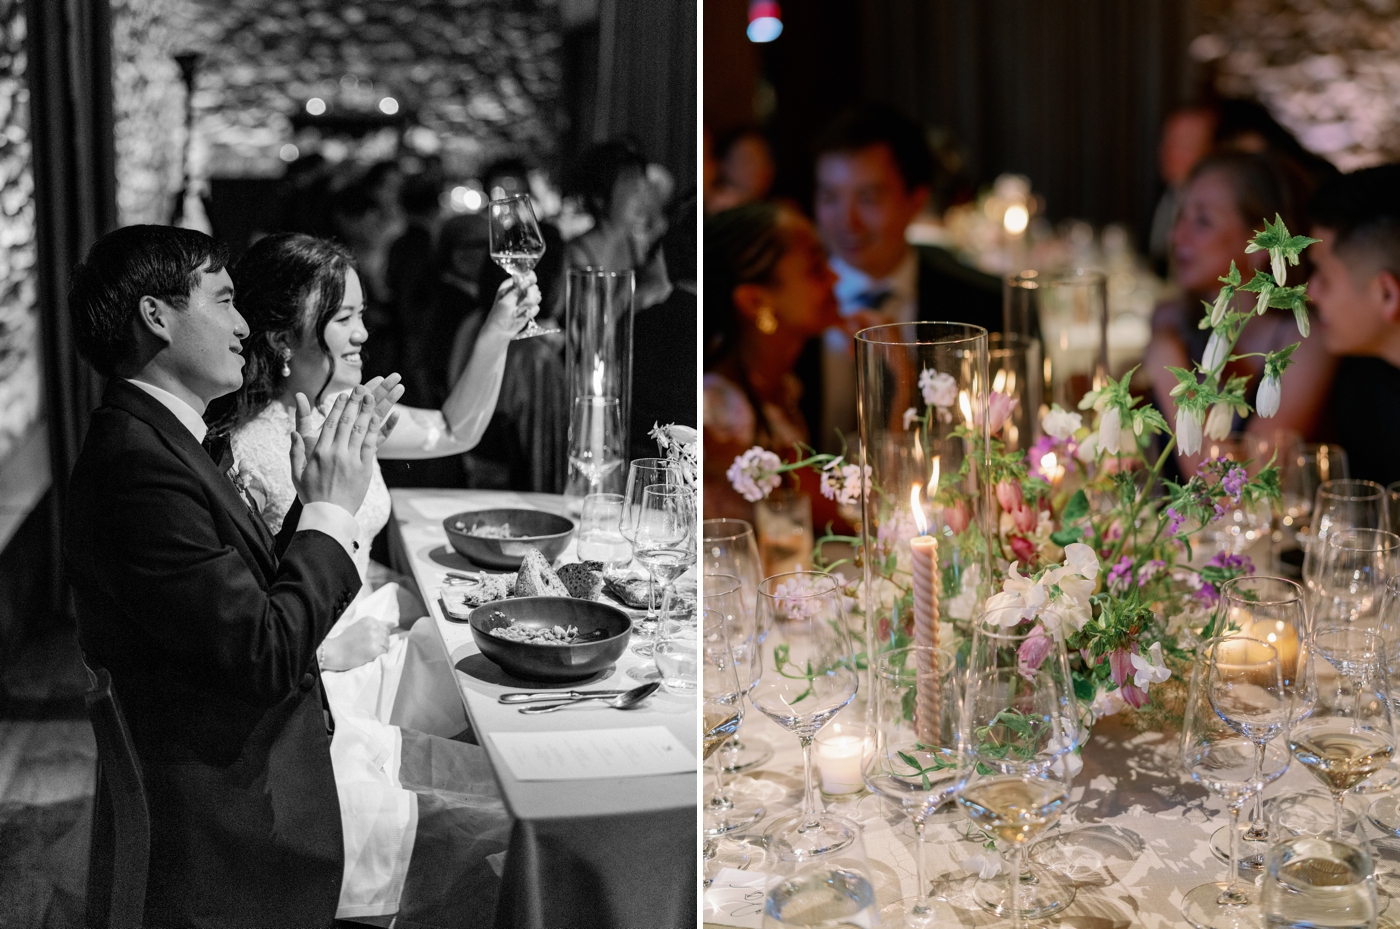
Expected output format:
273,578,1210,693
498,689,632,704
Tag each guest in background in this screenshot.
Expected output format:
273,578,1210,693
329,180,401,380
1309,165,1400,487
564,139,673,311
703,203,841,522
809,104,1002,451
1148,106,1219,273
1144,150,1335,467
387,172,446,407
709,127,776,212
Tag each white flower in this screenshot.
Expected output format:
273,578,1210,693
1049,716,1087,779
985,562,1048,622
726,447,783,502
1271,249,1287,287
961,853,1002,880
944,562,981,621
919,368,958,408
1203,330,1228,373
1257,373,1281,418
902,407,918,430
1254,285,1272,316
839,464,869,505
1062,542,1099,580
1041,406,1082,441
1131,642,1172,690
1076,431,1099,463
773,578,822,619
1209,287,1231,326
1089,687,1128,720
1098,406,1122,452
1176,407,1203,456
1204,402,1233,441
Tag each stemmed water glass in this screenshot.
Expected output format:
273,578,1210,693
1303,480,1390,598
750,571,860,860
1370,574,1400,833
620,458,682,620
1292,627,1397,839
1210,576,1314,870
1312,528,1400,632
702,518,773,773
863,645,962,927
703,603,748,886
487,194,557,339
702,575,766,838
1181,636,1291,929
630,485,695,640
956,610,1083,927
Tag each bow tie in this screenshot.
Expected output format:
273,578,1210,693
853,288,892,311
202,432,234,473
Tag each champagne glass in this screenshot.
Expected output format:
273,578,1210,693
1181,636,1290,929
487,194,557,340
576,493,632,576
1292,627,1397,839
751,571,860,860
703,603,748,886
702,575,767,838
1303,480,1389,599
620,458,682,616
864,645,962,927
630,485,696,654
956,609,1083,926
1211,576,1314,870
702,518,773,773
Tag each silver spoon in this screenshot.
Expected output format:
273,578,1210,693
518,681,659,714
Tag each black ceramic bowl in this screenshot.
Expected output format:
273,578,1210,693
442,508,575,569
469,597,633,683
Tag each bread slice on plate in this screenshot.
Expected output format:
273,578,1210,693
514,548,569,597
557,561,604,600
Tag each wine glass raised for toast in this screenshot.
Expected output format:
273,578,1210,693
488,194,556,340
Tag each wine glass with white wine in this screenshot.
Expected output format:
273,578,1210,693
488,194,557,339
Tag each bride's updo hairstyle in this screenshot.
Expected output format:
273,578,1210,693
207,233,354,435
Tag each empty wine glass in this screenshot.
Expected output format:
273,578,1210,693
702,574,766,838
1370,574,1400,834
1211,576,1314,871
1292,627,1397,839
703,603,748,886
702,518,773,773
1312,529,1400,635
864,645,962,927
631,485,696,649
566,398,626,499
487,194,557,339
751,571,860,860
1181,636,1290,929
1303,480,1389,599
956,609,1083,927
620,458,682,616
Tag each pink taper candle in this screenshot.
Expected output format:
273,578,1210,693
910,472,940,746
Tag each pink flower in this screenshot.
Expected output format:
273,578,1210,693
1012,503,1039,534
1107,646,1135,688
1009,534,1036,563
727,447,783,502
1119,682,1148,709
944,500,971,535
1017,625,1054,679
987,391,1020,436
996,479,1024,513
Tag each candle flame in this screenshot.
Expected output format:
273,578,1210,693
993,369,1006,393
1041,451,1057,474
911,483,928,536
591,356,606,396
930,455,940,491
958,390,973,425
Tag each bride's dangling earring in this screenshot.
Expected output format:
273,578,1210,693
280,349,292,378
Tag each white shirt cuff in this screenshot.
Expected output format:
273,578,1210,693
296,502,360,562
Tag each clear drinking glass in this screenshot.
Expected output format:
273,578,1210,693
566,398,626,499
576,493,632,576
753,489,814,578
1303,480,1389,599
863,645,962,927
1368,575,1400,834
1263,835,1379,929
751,571,860,860
619,458,683,617
701,574,766,838
1211,576,1314,870
1181,636,1291,929
703,603,749,886
761,835,880,929
702,518,773,773
487,194,556,340
956,609,1083,927
631,484,695,628
652,584,697,694
1312,529,1400,635
987,332,1042,453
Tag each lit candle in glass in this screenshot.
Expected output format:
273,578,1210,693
910,457,940,745
814,721,872,796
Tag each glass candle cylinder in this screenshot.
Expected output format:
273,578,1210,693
1012,269,1109,411
566,266,634,433
988,332,1042,454
854,322,992,693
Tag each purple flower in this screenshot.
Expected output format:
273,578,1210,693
1017,625,1054,679
1106,556,1134,593
1119,682,1149,709
1166,507,1185,536
1208,551,1255,574
1195,581,1220,609
1213,501,1226,521
1137,559,1166,586
1221,466,1247,501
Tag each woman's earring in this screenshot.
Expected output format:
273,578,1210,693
756,306,778,335
280,350,292,378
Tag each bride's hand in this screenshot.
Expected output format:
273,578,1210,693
482,271,542,340
318,615,393,671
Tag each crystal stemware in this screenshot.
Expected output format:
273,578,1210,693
487,194,557,340
956,608,1083,927
1181,636,1291,929
864,645,962,927
1369,574,1400,834
703,603,748,887
701,574,766,838
702,518,773,773
630,484,696,654
620,457,682,622
1303,480,1390,599
751,571,860,860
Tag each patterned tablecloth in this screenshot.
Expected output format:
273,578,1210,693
704,702,1400,928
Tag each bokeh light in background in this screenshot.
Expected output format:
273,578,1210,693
304,97,326,116
449,184,484,213
746,0,782,43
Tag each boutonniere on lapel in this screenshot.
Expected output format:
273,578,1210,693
227,460,268,516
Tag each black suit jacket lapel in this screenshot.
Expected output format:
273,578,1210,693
103,381,279,574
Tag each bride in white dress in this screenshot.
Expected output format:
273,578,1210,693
207,232,541,928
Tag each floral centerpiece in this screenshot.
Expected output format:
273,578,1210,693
726,217,1317,729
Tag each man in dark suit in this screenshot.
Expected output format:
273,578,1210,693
807,104,1002,450
64,225,401,928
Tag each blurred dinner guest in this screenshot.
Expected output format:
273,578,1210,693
703,203,841,521
565,139,673,311
330,180,401,380
1148,106,1219,272
1310,164,1400,487
63,224,394,928
810,104,1001,451
207,232,539,927
1144,151,1335,465
388,172,446,406
709,127,776,211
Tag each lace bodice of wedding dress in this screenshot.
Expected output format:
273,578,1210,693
231,399,391,580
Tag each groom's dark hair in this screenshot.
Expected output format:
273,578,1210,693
69,224,230,377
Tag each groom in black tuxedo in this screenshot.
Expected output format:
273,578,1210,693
64,225,401,928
